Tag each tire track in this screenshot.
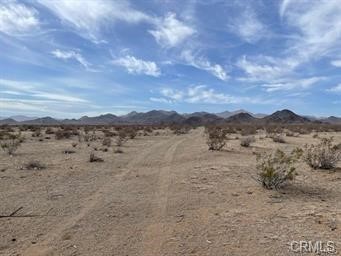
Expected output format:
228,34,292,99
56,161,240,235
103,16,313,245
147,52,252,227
141,136,187,256
22,135,178,256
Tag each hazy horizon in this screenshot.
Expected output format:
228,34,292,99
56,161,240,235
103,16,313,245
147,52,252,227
1,0,341,118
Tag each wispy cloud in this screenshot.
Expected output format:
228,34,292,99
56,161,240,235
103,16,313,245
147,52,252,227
228,8,267,43
149,12,195,48
37,0,151,43
327,84,341,93
112,55,161,77
51,49,90,68
263,77,323,92
0,1,40,35
154,85,265,105
331,60,341,67
181,50,228,81
281,0,341,65
0,79,89,103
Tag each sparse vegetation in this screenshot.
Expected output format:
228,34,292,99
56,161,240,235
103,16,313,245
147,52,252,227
55,129,72,140
256,148,303,189
24,160,45,170
303,137,341,169
89,152,104,162
102,137,112,147
240,136,256,147
205,126,228,151
0,133,23,155
271,134,286,143
63,149,76,154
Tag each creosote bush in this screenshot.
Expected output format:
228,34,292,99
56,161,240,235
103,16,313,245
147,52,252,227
271,134,286,143
256,148,303,190
205,126,228,151
102,137,112,147
89,152,104,162
240,136,256,147
0,133,23,155
24,160,45,170
304,137,341,169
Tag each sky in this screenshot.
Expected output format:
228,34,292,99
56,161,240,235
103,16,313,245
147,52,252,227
0,0,341,118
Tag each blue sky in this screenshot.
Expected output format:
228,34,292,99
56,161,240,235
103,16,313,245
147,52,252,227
0,0,341,118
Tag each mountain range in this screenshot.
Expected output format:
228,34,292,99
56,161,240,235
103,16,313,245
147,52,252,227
0,109,340,125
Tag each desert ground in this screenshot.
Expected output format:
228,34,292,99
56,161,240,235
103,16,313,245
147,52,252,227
0,127,340,256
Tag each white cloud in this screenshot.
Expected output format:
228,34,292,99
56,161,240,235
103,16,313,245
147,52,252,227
181,50,228,81
112,55,161,77
0,1,39,35
331,60,341,67
149,97,171,103
51,49,90,68
263,77,323,92
37,0,150,42
236,55,290,82
156,85,264,105
31,92,88,103
237,56,324,92
228,8,267,43
281,0,341,64
327,84,341,93
0,79,88,103
149,12,195,48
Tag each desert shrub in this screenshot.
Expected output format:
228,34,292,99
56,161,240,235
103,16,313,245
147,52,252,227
102,137,112,147
272,134,286,143
333,143,341,151
285,130,299,137
240,126,257,136
240,136,256,147
24,160,45,170
89,152,103,162
170,125,191,135
312,133,319,138
126,128,137,139
62,150,76,154
55,129,72,140
256,148,302,189
205,126,228,151
32,128,42,137
303,137,341,170
116,130,128,146
0,133,23,155
45,127,54,134
114,148,124,154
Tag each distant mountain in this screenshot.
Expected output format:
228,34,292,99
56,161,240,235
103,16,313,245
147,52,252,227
0,115,38,122
77,114,120,125
23,117,60,125
183,113,224,126
262,109,310,123
216,109,266,118
226,112,257,123
1,109,339,125
322,116,341,124
122,110,185,124
0,118,18,125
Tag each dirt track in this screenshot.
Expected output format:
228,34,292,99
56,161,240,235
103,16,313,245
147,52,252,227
0,128,340,255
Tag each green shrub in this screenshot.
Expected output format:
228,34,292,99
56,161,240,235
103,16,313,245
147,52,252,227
256,148,302,189
0,133,23,155
205,126,228,151
240,136,256,147
304,137,340,169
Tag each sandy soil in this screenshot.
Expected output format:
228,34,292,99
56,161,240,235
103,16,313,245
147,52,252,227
0,128,340,256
